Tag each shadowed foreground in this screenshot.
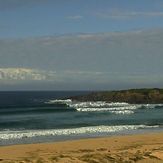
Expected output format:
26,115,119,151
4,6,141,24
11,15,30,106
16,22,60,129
0,133,163,163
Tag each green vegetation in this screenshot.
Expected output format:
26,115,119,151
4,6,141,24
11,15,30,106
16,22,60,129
71,88,163,104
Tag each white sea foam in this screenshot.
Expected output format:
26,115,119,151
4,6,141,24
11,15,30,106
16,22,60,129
76,105,139,113
0,125,159,140
47,100,128,107
142,104,163,109
46,99,72,104
70,101,129,108
69,102,140,114
109,110,135,114
45,99,163,114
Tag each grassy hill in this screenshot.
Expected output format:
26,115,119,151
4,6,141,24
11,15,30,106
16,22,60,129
71,88,163,104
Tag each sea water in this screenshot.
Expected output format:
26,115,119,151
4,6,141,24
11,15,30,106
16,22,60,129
0,91,163,146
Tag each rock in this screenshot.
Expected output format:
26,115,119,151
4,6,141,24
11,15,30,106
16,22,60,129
70,88,163,104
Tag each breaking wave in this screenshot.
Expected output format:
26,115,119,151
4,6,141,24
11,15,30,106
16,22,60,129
0,125,159,140
47,99,163,114
1,99,163,115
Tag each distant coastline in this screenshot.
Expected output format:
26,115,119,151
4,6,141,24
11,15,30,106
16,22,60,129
70,88,163,104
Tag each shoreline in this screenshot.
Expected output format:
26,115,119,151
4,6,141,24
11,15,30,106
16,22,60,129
0,132,163,162
1,126,162,147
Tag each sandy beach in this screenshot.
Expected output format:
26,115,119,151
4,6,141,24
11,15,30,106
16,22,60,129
0,133,162,163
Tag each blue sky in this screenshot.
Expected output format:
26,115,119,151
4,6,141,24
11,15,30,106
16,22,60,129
1,0,163,38
0,0,163,90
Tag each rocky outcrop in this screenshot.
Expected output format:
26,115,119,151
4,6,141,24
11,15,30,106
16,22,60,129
70,88,163,104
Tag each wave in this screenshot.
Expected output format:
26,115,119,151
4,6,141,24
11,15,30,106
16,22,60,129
46,99,72,104
0,103,68,109
47,99,163,114
47,100,129,107
0,103,75,115
0,107,76,115
1,99,163,115
0,125,159,140
76,106,138,113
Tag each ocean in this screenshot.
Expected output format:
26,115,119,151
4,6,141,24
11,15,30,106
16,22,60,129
0,91,163,146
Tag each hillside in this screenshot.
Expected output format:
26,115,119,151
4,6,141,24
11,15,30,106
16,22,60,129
70,88,163,104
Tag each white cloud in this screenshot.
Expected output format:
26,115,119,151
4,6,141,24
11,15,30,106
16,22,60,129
63,70,104,75
0,29,163,89
0,68,56,81
0,68,105,83
95,11,163,19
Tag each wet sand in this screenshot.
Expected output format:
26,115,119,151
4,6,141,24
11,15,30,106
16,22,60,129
0,132,163,163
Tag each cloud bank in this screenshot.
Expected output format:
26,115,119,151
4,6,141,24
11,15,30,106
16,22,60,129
67,15,83,20
0,68,44,81
95,11,163,19
0,29,163,90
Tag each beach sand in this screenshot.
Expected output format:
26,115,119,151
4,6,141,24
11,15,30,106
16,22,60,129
0,133,163,163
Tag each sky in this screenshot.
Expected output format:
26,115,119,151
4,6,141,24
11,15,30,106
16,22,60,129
0,0,163,90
